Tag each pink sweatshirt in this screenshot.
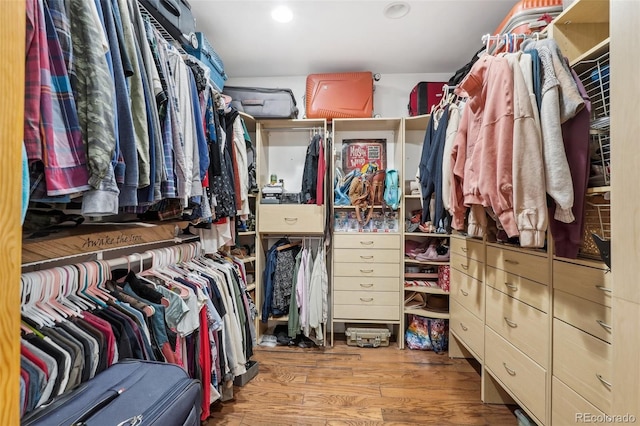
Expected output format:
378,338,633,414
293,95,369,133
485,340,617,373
451,55,519,237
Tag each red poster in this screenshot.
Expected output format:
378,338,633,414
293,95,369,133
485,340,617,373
341,139,387,173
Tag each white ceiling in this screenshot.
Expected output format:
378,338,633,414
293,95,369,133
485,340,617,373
190,0,521,79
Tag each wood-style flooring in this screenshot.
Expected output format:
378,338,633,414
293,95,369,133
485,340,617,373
207,339,519,425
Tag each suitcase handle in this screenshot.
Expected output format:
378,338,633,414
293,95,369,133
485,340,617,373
71,388,124,426
160,0,181,16
241,99,265,106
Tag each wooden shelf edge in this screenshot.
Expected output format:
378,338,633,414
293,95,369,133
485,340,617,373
404,286,448,295
238,231,256,236
586,185,611,195
570,37,610,66
404,258,450,266
404,232,451,237
22,221,192,265
334,205,398,209
404,307,450,319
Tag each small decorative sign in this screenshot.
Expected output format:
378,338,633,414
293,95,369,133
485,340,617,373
341,138,387,173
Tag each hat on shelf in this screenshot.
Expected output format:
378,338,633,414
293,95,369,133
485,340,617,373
425,294,449,312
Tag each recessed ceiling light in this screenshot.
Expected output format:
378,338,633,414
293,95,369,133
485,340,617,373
271,5,293,23
384,1,410,19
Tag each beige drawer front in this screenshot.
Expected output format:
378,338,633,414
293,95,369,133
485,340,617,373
450,299,484,360
552,377,608,426
554,290,612,344
334,234,401,250
333,248,399,264
486,245,548,284
450,236,484,261
486,286,549,368
486,266,549,313
485,327,547,424
333,304,399,321
258,204,324,234
553,319,612,413
450,268,484,319
450,252,484,281
333,276,399,292
333,262,400,278
334,290,400,306
553,260,612,307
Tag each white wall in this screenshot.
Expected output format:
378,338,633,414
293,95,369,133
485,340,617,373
225,72,452,118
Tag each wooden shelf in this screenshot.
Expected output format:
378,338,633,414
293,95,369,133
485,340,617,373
586,185,611,195
238,231,256,236
334,205,390,209
404,114,430,131
22,221,191,265
332,117,402,132
570,37,610,67
405,232,450,237
404,194,421,199
404,307,450,319
404,258,449,266
240,256,256,264
267,315,289,322
548,0,609,64
404,272,439,279
404,286,448,295
333,231,401,235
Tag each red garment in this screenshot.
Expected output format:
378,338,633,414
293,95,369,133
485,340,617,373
21,345,49,379
82,312,116,367
230,134,242,211
198,307,211,420
20,368,30,415
316,137,326,205
160,342,176,364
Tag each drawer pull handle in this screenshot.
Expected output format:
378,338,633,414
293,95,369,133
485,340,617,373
360,283,374,288
360,297,373,302
503,363,516,376
596,374,612,388
504,317,518,328
461,247,468,252
460,263,469,270
504,259,519,265
460,289,469,297
596,319,612,330
460,323,468,331
360,255,374,260
284,217,298,223
360,269,374,273
360,241,374,246
595,285,612,293
505,283,518,291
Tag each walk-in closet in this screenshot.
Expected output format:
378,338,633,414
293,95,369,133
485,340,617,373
1,0,638,424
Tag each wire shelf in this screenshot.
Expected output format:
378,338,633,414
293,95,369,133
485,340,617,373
580,193,611,259
137,1,188,56
575,50,610,188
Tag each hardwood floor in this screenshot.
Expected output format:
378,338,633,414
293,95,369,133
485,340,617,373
207,339,519,425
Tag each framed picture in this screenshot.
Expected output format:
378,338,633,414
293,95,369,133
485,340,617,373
341,138,387,173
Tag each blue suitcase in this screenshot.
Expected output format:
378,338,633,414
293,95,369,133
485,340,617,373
21,359,202,426
183,32,228,92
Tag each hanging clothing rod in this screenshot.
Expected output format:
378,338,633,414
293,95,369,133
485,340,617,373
481,31,546,44
265,127,324,132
